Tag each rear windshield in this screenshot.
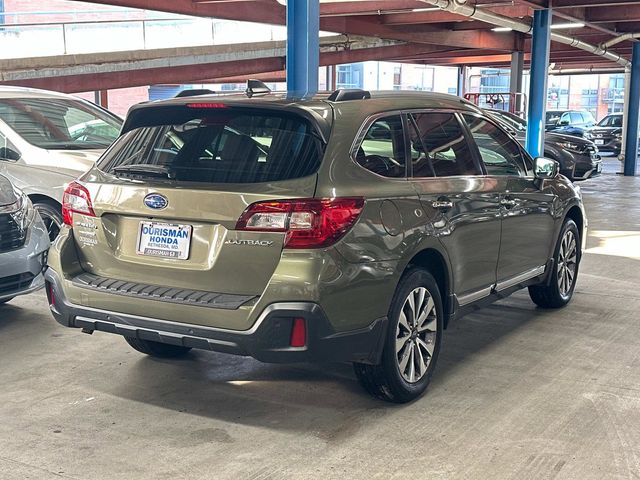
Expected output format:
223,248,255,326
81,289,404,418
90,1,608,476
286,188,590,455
98,109,324,184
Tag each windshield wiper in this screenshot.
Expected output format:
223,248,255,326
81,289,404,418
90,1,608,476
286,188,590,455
112,164,175,179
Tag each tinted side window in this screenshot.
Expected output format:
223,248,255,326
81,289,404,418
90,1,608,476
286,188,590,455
570,112,583,124
463,115,526,177
355,116,406,178
410,112,478,177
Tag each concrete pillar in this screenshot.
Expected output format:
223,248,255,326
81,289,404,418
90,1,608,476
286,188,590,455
525,9,552,158
286,0,320,96
624,42,640,176
510,50,524,114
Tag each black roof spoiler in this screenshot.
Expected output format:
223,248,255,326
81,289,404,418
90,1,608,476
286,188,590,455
175,88,216,98
327,88,371,102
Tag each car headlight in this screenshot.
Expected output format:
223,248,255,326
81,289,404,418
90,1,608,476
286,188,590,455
615,132,623,139
584,132,593,139
557,141,581,152
10,193,35,233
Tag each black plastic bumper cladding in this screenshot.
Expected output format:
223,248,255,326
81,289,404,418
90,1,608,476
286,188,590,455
46,269,387,365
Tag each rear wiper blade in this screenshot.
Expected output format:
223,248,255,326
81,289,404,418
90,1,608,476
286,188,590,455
112,164,175,179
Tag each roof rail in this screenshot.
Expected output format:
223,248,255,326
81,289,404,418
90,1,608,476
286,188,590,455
246,79,271,98
327,89,371,102
175,88,215,98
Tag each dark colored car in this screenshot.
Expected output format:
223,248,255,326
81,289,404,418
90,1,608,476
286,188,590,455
545,109,596,136
486,109,601,180
46,90,586,403
588,113,623,156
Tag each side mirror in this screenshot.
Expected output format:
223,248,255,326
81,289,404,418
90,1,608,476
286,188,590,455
534,157,559,180
0,147,20,161
559,119,570,126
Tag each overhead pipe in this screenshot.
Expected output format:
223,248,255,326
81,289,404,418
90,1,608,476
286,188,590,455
419,0,631,67
601,33,640,49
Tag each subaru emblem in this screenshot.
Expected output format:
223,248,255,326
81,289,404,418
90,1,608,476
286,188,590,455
144,193,168,210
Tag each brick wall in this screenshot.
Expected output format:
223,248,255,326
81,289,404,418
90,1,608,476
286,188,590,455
74,86,149,118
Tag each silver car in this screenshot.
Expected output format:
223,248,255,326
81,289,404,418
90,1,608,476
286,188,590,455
0,174,49,304
0,87,122,240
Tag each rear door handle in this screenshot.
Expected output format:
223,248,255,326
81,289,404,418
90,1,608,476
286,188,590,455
432,198,453,210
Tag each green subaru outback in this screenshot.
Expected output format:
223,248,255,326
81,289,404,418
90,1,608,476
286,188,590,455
46,88,585,402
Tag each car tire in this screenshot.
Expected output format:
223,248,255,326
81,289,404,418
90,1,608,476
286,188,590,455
529,218,580,309
33,199,63,242
125,337,192,358
353,268,443,403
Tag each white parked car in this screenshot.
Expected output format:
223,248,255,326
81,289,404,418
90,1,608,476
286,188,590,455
0,86,122,240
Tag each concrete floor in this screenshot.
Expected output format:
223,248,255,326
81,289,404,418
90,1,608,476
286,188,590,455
1,160,639,479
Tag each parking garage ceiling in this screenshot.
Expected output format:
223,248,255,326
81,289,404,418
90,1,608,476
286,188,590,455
4,0,639,91
70,0,640,69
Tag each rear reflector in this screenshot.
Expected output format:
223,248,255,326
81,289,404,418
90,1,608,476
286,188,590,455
290,318,306,348
236,197,364,249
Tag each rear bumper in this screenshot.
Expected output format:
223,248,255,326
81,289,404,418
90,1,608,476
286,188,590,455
45,268,387,365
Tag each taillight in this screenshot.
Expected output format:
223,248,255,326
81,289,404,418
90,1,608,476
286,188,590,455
62,181,95,226
236,197,364,249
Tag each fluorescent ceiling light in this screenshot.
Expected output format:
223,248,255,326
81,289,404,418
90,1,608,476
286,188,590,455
491,27,513,32
412,7,441,12
551,22,585,30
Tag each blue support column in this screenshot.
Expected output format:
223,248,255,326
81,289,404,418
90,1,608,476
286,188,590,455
286,0,320,97
525,9,552,158
624,42,640,176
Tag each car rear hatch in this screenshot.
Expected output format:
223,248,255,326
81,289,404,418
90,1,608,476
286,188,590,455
64,101,330,314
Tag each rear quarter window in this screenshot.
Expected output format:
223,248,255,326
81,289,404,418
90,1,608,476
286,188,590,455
98,109,324,184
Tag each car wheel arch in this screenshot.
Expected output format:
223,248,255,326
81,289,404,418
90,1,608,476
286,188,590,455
403,247,452,327
28,194,62,208
564,205,584,246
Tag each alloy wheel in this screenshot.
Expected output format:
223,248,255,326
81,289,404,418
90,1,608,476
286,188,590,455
395,287,438,383
557,230,577,297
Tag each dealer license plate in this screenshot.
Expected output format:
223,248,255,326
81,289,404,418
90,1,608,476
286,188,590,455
595,139,604,145
136,221,192,260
